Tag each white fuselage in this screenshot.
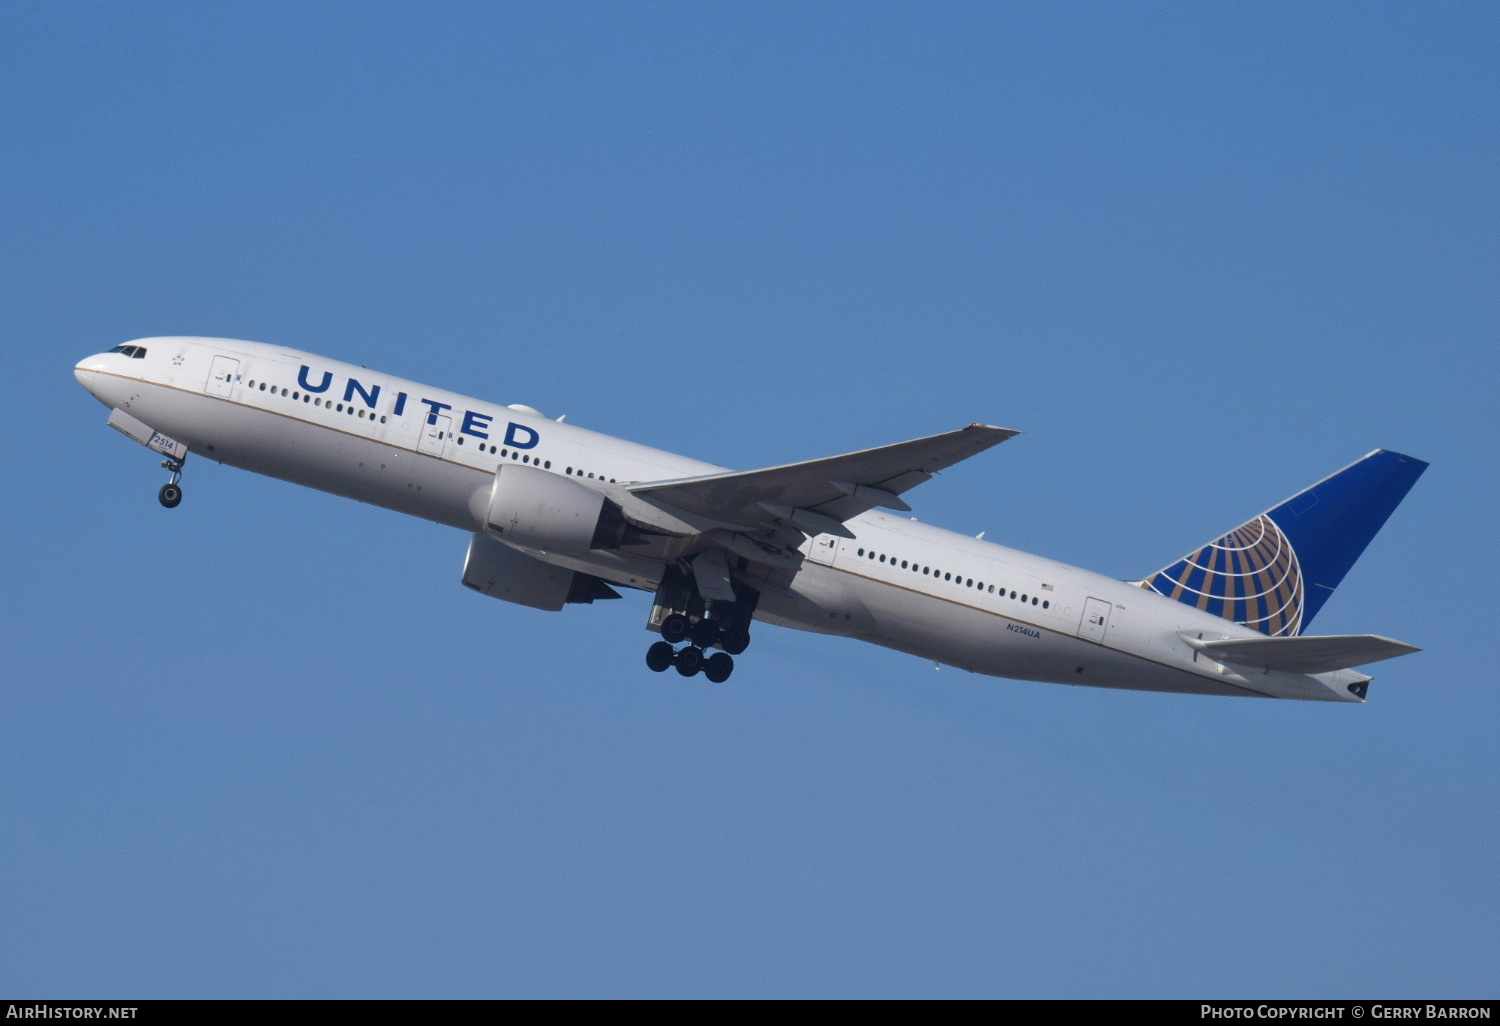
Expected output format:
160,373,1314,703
74,337,1368,701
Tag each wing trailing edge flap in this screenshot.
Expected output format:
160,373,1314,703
627,424,1019,540
1183,634,1421,674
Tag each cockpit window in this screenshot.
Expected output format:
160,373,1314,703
107,345,128,354
107,345,148,358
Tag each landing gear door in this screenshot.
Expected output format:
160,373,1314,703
807,533,841,566
1079,596,1112,643
205,356,238,397
418,414,450,456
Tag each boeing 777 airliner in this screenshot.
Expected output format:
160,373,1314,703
74,337,1426,700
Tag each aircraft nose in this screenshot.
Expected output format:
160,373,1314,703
74,360,97,393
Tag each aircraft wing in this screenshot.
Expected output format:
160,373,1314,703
628,424,1019,539
1185,634,1420,674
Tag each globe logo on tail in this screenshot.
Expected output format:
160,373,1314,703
1142,514,1304,637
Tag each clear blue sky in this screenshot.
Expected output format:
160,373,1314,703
2,1,1496,998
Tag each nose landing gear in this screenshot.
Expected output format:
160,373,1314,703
158,454,186,508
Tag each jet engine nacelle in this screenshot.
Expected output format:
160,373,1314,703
469,463,638,555
462,532,620,611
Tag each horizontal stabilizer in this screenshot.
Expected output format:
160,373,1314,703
1183,633,1420,674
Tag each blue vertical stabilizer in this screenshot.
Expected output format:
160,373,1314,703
1141,451,1428,635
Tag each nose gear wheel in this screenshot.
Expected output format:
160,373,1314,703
158,454,186,508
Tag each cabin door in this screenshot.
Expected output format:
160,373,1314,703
418,414,450,456
806,534,841,566
205,356,238,397
1079,597,1112,643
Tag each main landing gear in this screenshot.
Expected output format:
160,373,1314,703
643,565,758,683
158,454,186,508
645,629,739,683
